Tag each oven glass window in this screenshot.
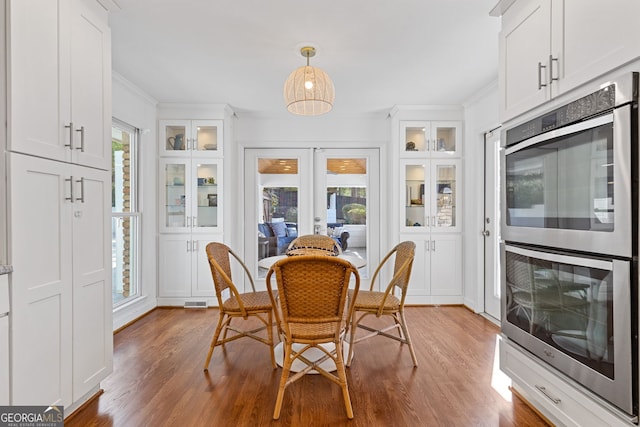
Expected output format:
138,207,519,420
505,250,614,379
505,122,613,230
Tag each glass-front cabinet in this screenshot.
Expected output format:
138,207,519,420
159,119,223,157
160,158,222,233
400,121,461,157
401,159,460,233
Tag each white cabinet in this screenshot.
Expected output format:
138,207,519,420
499,0,640,121
0,274,9,405
8,0,111,170
401,234,462,302
401,159,461,233
159,120,223,158
159,158,222,233
400,121,461,158
158,235,220,303
157,118,225,305
9,153,112,407
395,118,463,303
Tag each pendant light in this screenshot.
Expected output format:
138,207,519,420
283,46,335,116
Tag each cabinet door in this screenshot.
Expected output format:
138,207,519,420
70,0,111,170
10,154,73,406
430,122,461,158
400,121,430,156
191,120,223,157
8,0,71,163
191,236,218,298
71,165,112,400
193,160,222,231
158,235,192,297
160,159,191,232
0,315,8,405
499,0,551,121
401,161,429,232
430,159,461,232
404,237,430,297
552,0,640,96
159,120,191,157
429,234,462,296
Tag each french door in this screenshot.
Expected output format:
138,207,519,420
483,129,501,321
244,148,380,290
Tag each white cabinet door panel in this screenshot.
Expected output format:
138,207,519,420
0,315,8,405
158,235,192,298
10,154,73,406
430,235,462,296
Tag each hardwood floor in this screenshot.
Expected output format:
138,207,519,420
67,306,549,426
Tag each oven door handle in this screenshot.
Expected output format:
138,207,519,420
505,244,613,271
505,113,613,155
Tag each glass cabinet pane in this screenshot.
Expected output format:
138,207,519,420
195,163,218,228
434,125,457,154
435,164,456,228
404,125,427,153
165,163,186,227
194,124,219,153
405,164,426,227
164,124,187,152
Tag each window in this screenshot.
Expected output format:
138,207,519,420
112,119,140,306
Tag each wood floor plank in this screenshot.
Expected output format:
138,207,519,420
66,306,549,426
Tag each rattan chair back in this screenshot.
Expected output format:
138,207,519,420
286,234,342,256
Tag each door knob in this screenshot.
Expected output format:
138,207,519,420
482,230,490,237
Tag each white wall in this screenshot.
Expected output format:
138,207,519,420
112,73,158,330
462,81,500,312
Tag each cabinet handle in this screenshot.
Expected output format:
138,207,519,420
537,62,547,89
431,240,436,251
65,176,74,203
76,177,85,203
186,241,191,252
186,216,191,227
426,240,430,252
193,240,198,252
193,216,197,227
535,385,561,405
432,140,436,151
75,126,85,152
64,122,74,149
431,216,436,227
549,55,559,84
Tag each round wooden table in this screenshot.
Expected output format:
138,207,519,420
258,253,366,270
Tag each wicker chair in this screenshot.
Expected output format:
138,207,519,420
347,241,418,367
286,234,342,256
203,242,276,372
266,255,360,420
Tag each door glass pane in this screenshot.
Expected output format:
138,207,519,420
165,124,186,152
257,158,299,276
435,126,457,153
165,163,186,227
405,164,425,227
404,126,427,153
196,163,218,227
436,164,456,228
326,158,367,263
195,125,218,152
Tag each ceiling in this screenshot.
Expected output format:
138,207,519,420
109,0,501,117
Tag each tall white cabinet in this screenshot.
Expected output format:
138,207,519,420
6,0,113,412
157,118,226,306
391,112,464,304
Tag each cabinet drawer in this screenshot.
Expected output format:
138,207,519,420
0,274,8,314
500,338,633,426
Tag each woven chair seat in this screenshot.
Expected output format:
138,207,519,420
288,321,343,341
349,290,401,311
223,290,273,312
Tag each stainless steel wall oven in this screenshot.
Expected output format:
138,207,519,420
501,72,638,416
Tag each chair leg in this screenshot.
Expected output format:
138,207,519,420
346,312,358,366
204,312,226,371
398,310,418,367
273,342,293,420
267,310,277,369
334,340,354,419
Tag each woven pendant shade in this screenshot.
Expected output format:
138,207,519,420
283,47,335,115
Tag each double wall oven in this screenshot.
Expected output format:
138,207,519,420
501,72,638,416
